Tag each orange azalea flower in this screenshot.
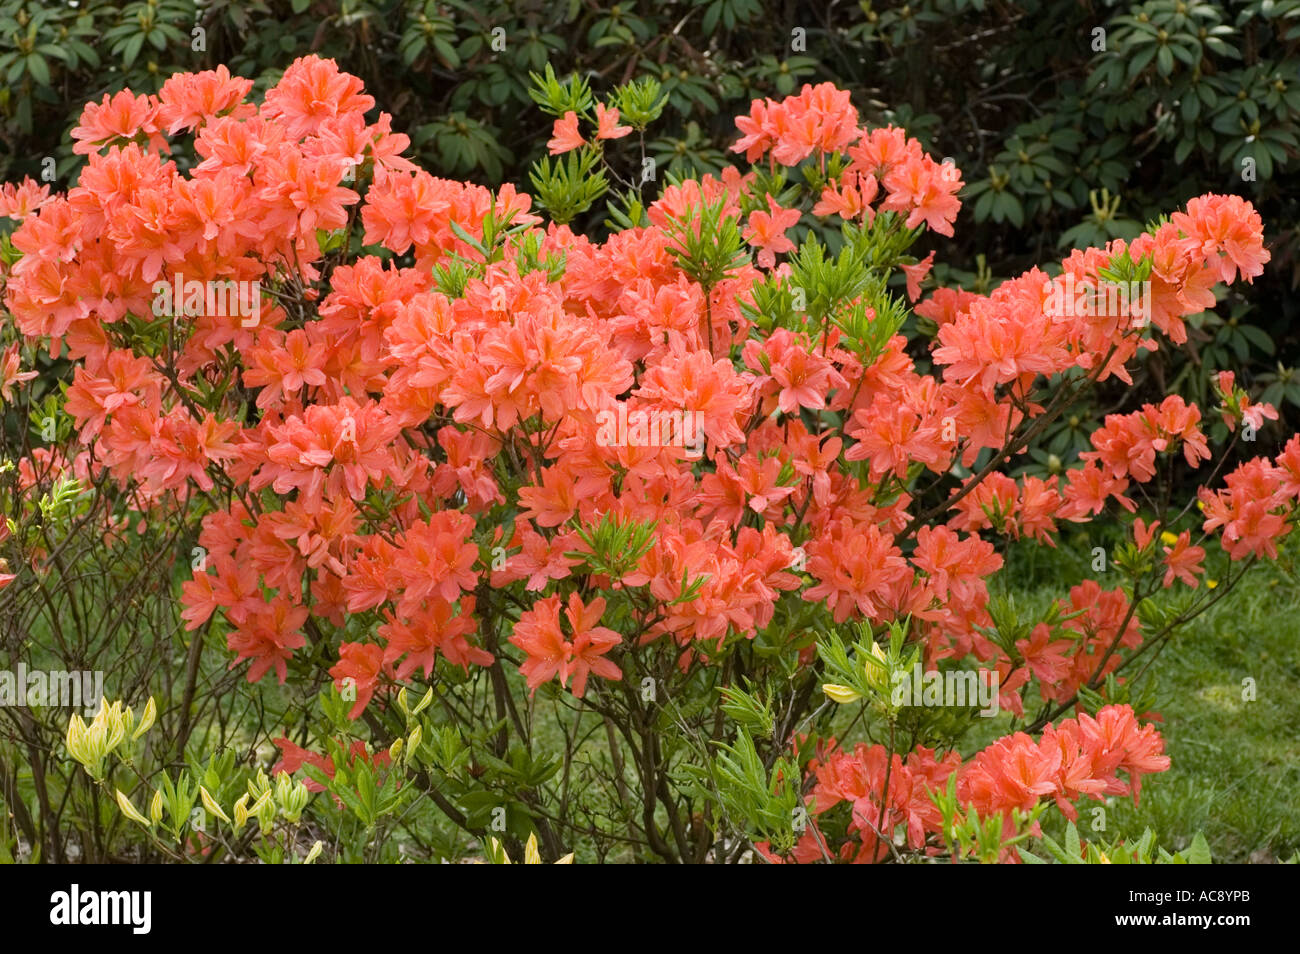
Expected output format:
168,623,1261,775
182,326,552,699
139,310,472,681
70,89,166,155
157,64,255,135
900,250,935,302
0,343,37,404
565,594,623,697
1170,193,1270,284
510,593,622,698
594,103,631,140
1162,531,1206,588
261,54,375,139
743,194,801,268
813,171,878,222
1132,517,1160,550
730,82,858,167
227,597,309,684
329,642,387,719
547,111,585,155
510,595,570,691
0,177,52,221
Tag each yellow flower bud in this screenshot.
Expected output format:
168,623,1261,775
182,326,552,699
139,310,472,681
115,789,152,827
132,697,156,741
822,683,863,705
248,769,270,800
83,722,108,774
488,837,510,864
864,641,889,693
277,778,309,823
304,840,324,865
66,714,89,764
274,771,295,810
412,686,435,716
200,785,231,824
150,789,164,826
87,719,108,754
524,832,542,865
102,704,126,755
407,724,423,758
256,792,277,835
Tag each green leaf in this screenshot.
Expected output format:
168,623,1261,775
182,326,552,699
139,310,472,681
24,53,49,86
121,32,145,69
1065,821,1082,860
1186,832,1213,864
1157,45,1174,76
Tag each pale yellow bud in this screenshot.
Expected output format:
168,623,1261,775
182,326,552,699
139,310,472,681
132,697,156,741
255,790,277,834
200,785,231,824
822,683,862,705
412,686,435,716
864,641,889,693
273,771,295,810
115,789,152,827
488,837,510,864
65,714,89,764
524,832,542,864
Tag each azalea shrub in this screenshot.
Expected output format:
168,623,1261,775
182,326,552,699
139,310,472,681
0,57,1294,864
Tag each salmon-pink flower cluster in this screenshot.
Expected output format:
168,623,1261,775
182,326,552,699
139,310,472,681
732,86,963,238
769,704,1167,864
733,82,859,166
1082,395,1212,483
510,593,622,697
1199,444,1300,560
546,102,633,156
